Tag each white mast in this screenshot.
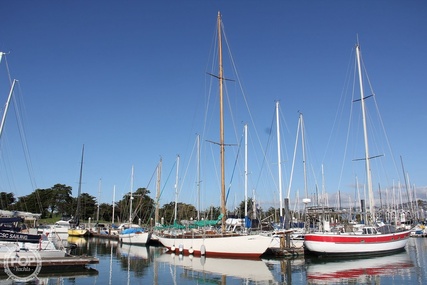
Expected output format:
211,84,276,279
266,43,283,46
129,165,134,224
96,178,101,222
244,124,248,226
174,155,180,222
300,113,309,201
0,79,17,140
275,101,283,222
112,185,116,225
355,44,375,221
197,134,201,221
155,158,162,226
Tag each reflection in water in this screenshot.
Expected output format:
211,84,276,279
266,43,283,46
306,251,414,284
1,237,424,284
156,253,275,284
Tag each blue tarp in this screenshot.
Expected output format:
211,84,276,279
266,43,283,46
121,228,144,234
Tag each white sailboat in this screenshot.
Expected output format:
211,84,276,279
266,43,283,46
154,12,273,259
118,166,150,245
303,42,411,256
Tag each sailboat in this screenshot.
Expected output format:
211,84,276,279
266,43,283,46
68,145,89,237
118,165,151,245
303,42,411,256
153,12,273,259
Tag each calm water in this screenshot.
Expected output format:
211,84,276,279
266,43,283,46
1,237,426,284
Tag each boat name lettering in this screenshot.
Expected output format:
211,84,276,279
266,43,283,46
0,232,29,240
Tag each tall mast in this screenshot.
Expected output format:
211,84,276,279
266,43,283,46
217,11,226,232
96,178,101,222
75,144,85,226
0,79,17,141
174,155,180,222
355,44,375,221
197,134,201,221
300,113,308,201
112,185,116,225
129,165,134,224
155,158,162,226
244,124,248,226
276,101,283,222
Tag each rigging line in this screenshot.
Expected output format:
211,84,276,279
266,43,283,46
337,51,358,192
176,136,197,201
225,129,243,206
321,46,355,178
150,159,177,219
371,86,401,182
254,104,278,194
132,161,161,223
222,22,277,200
14,82,38,190
223,27,269,186
287,114,301,200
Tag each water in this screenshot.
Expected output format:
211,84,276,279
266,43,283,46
1,237,426,284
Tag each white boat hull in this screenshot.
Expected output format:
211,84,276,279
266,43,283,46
0,240,67,259
119,232,150,245
154,233,273,258
304,230,411,256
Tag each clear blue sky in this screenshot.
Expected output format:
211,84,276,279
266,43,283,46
0,1,426,214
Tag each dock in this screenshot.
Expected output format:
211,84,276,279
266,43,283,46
0,255,99,273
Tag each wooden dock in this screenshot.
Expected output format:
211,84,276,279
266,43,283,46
0,255,99,272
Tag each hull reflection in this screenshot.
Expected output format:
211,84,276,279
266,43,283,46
306,251,413,284
156,252,275,283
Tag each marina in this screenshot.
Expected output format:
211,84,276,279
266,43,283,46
0,236,425,284
0,3,426,284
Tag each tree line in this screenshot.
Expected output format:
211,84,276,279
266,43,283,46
0,184,278,226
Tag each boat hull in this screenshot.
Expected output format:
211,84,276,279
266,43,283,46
119,231,150,245
304,230,411,256
68,229,89,237
154,233,273,259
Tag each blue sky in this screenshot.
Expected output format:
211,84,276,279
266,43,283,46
0,1,426,214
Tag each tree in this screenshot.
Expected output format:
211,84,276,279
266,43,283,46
236,198,255,218
14,189,50,217
159,202,198,225
70,193,97,221
0,192,15,209
49,184,73,216
115,187,155,225
98,203,113,222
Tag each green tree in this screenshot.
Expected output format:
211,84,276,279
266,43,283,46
49,184,73,216
70,193,97,221
115,187,155,225
0,192,15,209
98,203,113,222
236,198,254,218
14,189,49,217
159,202,198,225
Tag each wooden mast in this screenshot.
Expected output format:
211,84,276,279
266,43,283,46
217,11,226,233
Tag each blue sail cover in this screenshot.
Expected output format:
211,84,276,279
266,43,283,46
121,228,144,234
